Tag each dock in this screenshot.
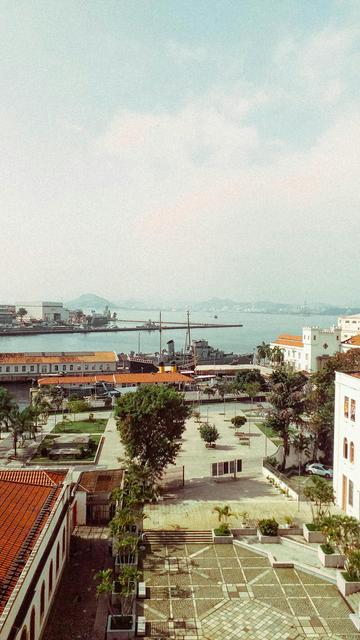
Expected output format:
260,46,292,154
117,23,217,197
0,322,243,337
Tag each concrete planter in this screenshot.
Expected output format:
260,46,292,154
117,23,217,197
212,529,234,544
318,546,345,568
303,524,326,544
337,571,360,596
257,529,280,544
114,552,138,576
106,614,136,639
231,527,257,536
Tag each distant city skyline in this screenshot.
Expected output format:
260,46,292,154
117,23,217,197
1,1,359,305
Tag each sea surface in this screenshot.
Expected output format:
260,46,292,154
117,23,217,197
0,309,339,356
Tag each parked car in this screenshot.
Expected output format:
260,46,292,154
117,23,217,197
305,462,333,478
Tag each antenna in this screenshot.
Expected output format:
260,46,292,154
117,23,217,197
159,311,162,356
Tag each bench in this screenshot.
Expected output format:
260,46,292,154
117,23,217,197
138,581,146,599
137,616,146,636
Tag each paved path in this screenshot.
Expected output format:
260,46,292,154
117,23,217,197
97,413,125,467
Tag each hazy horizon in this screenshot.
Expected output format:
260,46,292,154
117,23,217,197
1,1,359,305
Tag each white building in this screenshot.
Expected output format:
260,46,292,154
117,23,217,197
338,314,360,341
16,302,69,323
271,326,341,373
0,469,74,640
333,372,360,517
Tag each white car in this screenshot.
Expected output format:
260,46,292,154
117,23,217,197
305,463,333,478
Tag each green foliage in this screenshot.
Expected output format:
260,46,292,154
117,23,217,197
235,369,266,391
321,543,335,555
213,505,236,524
256,342,271,364
320,514,360,556
214,523,231,536
115,385,190,476
284,515,294,526
266,367,307,470
345,549,360,582
231,415,247,428
198,422,220,445
203,385,215,399
258,518,279,536
303,476,335,525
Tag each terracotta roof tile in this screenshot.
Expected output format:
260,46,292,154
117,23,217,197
39,372,192,386
0,470,66,615
342,334,360,346
272,334,304,348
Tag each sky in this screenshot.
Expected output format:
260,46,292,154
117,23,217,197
0,0,359,305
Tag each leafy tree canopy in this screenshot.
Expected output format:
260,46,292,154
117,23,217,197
235,369,266,391
115,385,190,476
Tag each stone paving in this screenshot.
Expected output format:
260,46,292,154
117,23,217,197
138,542,360,639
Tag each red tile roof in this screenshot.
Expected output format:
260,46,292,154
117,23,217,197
0,470,66,615
38,372,192,386
342,334,360,346
272,334,304,348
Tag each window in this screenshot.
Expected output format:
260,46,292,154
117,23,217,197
48,560,53,596
349,479,354,506
62,527,66,557
30,365,34,372
85,364,89,371
22,365,26,372
15,365,18,372
40,582,45,620
6,366,10,372
350,442,355,463
62,365,66,371
69,365,73,371
344,396,349,418
0,366,2,372
344,438,348,459
351,399,356,422
54,365,58,371
313,335,316,340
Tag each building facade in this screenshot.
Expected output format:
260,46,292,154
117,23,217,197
338,314,360,342
0,469,73,640
271,326,341,372
333,372,360,518
0,351,118,380
16,302,70,323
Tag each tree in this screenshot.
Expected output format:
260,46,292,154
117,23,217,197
198,423,220,447
306,349,360,463
0,387,16,439
16,307,27,323
303,476,335,526
7,406,34,457
203,385,215,401
270,346,284,366
256,342,271,365
244,381,261,406
266,366,307,471
45,385,64,426
67,398,90,425
231,416,247,428
115,385,190,477
321,515,360,556
235,369,265,391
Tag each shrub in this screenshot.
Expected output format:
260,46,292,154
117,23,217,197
321,543,335,555
231,416,247,428
258,518,279,536
344,549,360,582
284,515,294,526
214,523,231,536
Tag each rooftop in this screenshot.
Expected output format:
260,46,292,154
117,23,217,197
342,334,360,346
0,470,67,615
0,351,117,364
77,469,123,494
272,334,304,348
38,372,192,386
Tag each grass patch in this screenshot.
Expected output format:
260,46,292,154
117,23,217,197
256,422,282,446
52,419,107,434
31,434,101,463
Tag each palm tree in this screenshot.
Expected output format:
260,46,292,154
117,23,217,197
257,342,270,365
47,386,64,426
213,504,236,525
8,407,26,457
270,346,284,366
16,307,28,323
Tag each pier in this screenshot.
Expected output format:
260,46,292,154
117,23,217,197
0,322,243,338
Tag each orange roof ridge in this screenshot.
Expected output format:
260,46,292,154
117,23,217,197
0,469,65,487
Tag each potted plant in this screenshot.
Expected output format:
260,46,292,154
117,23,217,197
337,549,360,596
257,518,280,543
212,505,236,543
114,534,139,574
303,477,334,543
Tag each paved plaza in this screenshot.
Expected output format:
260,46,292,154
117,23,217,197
138,541,360,639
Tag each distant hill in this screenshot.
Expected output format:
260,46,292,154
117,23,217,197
66,293,115,310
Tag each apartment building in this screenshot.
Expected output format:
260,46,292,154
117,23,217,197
270,326,341,373
333,372,360,518
338,314,360,341
0,469,73,640
0,351,118,380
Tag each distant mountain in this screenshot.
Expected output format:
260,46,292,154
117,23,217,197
66,293,115,310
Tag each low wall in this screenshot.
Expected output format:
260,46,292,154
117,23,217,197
262,463,300,501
